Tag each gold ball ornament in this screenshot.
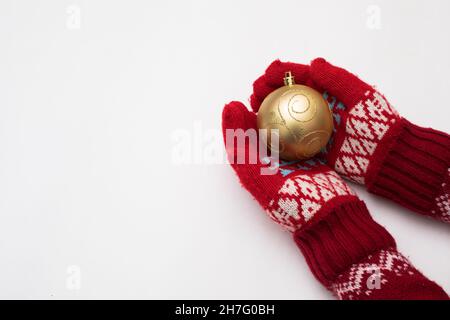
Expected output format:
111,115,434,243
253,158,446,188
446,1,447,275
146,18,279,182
257,72,334,161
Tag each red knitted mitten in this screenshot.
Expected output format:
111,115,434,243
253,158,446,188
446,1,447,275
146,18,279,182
222,101,448,300
251,59,450,223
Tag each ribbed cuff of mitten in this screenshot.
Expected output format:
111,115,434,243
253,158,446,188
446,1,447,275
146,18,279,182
293,199,449,300
293,199,395,287
367,118,450,223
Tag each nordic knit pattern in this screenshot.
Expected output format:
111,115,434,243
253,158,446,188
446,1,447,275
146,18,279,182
267,171,355,232
331,248,448,300
332,90,399,184
331,248,416,300
251,58,450,223
434,169,450,222
222,101,449,300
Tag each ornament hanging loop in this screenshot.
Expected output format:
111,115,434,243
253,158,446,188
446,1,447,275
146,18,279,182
283,71,295,86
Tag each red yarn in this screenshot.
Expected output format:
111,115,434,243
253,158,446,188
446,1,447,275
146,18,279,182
294,200,448,300
252,58,450,223
368,119,450,222
221,100,449,300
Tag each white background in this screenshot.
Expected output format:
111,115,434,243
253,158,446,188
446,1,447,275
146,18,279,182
0,0,449,299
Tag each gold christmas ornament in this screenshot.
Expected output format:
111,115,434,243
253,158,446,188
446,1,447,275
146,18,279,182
257,71,333,161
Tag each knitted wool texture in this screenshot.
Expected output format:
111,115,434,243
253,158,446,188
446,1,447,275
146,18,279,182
251,59,450,223
222,101,448,300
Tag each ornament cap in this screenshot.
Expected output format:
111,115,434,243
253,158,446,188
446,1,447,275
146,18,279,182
284,71,295,86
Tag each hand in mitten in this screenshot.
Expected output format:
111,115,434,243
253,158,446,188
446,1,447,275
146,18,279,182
222,101,448,300
251,59,450,223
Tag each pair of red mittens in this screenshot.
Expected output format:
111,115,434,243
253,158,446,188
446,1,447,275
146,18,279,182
222,58,449,300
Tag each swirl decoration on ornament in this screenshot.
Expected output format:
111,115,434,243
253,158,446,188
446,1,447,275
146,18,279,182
284,91,317,123
296,130,330,158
